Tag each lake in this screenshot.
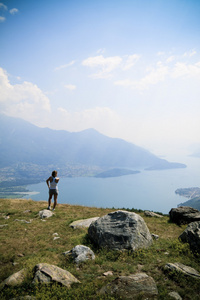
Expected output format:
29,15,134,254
23,156,200,214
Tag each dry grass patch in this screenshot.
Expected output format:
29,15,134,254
1,199,200,299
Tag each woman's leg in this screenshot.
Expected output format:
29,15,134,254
53,193,57,210
48,194,52,209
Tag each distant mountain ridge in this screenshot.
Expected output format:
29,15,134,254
0,114,186,176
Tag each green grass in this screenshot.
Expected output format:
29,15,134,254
0,198,200,299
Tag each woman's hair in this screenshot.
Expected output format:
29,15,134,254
52,170,57,177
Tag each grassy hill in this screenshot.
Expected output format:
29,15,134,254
0,199,200,299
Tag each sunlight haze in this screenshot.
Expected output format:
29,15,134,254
0,0,200,158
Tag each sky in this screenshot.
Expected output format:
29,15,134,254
0,0,200,159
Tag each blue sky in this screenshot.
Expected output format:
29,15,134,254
0,0,200,158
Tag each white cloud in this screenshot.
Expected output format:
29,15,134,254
166,55,175,63
0,67,51,123
54,60,75,71
115,63,169,90
172,61,200,78
0,15,5,22
123,54,140,70
0,3,7,10
114,51,200,90
157,51,165,56
64,84,76,90
183,50,197,57
82,55,122,78
9,8,19,15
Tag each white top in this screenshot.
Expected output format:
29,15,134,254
50,177,58,190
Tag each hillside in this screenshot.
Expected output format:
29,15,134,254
0,114,186,187
176,188,200,210
178,196,200,211
0,199,200,299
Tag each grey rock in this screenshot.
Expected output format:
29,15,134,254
88,210,153,251
144,211,163,218
39,209,53,219
64,245,95,265
0,269,26,289
164,262,200,279
70,217,99,228
168,291,182,300
179,221,200,254
15,219,32,224
169,206,200,225
103,271,113,276
99,272,158,299
32,263,80,287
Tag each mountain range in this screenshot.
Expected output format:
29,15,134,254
0,114,186,185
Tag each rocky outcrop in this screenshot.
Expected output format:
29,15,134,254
164,262,200,279
169,206,200,225
32,263,80,287
88,210,153,251
179,221,200,254
63,245,95,265
99,272,158,299
69,217,99,228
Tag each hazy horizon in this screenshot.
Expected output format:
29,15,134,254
0,0,200,158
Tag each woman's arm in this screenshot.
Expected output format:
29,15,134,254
46,177,51,188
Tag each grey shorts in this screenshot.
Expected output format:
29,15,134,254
49,189,58,196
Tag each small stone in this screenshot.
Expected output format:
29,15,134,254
70,217,99,228
17,253,24,257
144,211,163,218
168,291,182,299
151,233,159,240
103,271,113,276
39,209,53,219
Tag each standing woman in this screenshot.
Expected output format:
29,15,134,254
46,170,59,210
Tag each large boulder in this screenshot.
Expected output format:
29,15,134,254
32,263,80,287
179,221,200,254
169,206,200,225
88,210,153,251
99,272,158,299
